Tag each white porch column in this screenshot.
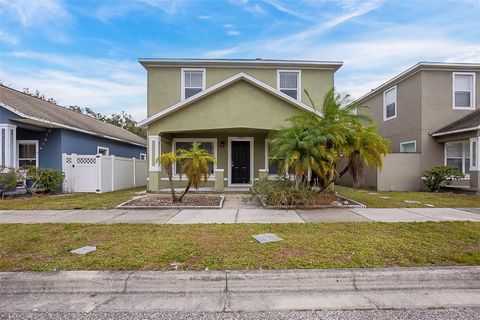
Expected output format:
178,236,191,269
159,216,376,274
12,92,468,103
469,136,480,189
0,124,17,168
148,135,161,172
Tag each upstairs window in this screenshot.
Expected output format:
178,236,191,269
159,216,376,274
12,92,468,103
383,86,397,121
453,73,475,109
278,70,300,100
181,68,205,100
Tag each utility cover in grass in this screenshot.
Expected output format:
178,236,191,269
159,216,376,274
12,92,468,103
253,233,283,244
70,246,96,255
404,200,422,204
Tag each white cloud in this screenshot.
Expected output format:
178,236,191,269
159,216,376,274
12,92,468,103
94,0,183,22
0,51,147,120
227,30,241,36
205,0,381,58
244,4,267,15
0,30,18,45
261,0,313,21
198,15,212,20
0,0,71,42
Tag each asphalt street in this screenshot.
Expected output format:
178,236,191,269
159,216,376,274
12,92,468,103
1,309,480,320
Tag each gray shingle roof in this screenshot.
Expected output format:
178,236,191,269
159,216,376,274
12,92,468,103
432,109,480,136
0,85,146,146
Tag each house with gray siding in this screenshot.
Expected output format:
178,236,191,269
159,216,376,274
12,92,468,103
0,85,146,170
353,62,480,191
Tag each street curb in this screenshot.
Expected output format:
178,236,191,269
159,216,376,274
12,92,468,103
1,266,479,294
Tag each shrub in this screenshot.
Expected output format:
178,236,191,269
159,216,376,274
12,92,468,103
422,166,464,192
252,179,335,206
27,167,64,193
0,167,19,199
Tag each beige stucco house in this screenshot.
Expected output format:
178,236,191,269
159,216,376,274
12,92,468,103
138,58,342,191
353,62,480,191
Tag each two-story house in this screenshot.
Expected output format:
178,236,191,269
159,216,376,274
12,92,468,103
355,62,480,191
138,58,343,191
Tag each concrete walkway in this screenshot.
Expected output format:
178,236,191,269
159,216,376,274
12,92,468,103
1,267,479,312
1,206,480,224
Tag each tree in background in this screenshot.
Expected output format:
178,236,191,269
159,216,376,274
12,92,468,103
5,85,146,139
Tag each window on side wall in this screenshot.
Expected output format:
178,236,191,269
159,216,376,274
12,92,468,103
400,141,416,153
445,140,470,176
182,68,205,100
97,146,109,156
17,141,38,168
383,86,397,121
453,73,475,109
173,140,216,175
278,70,300,100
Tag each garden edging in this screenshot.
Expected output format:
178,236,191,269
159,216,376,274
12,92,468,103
116,195,226,210
257,193,366,209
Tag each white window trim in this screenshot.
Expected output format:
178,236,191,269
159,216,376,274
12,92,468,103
0,124,16,168
470,137,479,171
399,140,416,153
383,85,397,121
17,140,39,168
181,68,206,100
172,138,217,177
139,153,146,161
444,140,470,178
96,146,110,156
228,137,254,186
452,72,476,110
277,69,301,100
148,135,161,172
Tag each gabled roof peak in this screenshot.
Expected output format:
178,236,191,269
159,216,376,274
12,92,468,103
138,72,321,127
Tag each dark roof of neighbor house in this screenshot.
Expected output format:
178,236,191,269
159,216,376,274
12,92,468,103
138,58,343,71
355,62,480,104
0,85,146,146
431,109,480,137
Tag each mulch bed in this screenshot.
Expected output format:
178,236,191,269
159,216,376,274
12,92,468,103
259,194,366,209
119,195,224,209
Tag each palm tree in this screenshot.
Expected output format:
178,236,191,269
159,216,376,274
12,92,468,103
159,153,179,202
338,124,390,187
269,88,389,192
158,142,216,202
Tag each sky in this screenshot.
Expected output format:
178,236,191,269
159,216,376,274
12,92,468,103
0,0,479,121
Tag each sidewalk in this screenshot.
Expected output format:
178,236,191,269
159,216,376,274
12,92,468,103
1,207,480,224
1,267,479,312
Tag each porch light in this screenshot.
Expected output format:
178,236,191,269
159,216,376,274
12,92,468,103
220,141,225,148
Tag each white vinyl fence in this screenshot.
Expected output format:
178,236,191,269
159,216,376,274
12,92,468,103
62,153,147,193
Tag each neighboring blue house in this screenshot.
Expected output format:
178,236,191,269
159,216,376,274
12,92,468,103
0,85,146,170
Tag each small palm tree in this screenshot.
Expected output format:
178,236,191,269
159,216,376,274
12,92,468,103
269,88,389,192
339,124,390,188
177,142,216,201
158,142,216,203
159,153,179,202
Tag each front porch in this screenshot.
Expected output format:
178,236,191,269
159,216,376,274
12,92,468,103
147,129,277,191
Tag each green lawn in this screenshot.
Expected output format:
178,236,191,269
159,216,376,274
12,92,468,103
1,222,479,271
336,186,480,208
0,187,145,210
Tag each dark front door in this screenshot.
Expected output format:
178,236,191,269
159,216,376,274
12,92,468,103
231,140,250,184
